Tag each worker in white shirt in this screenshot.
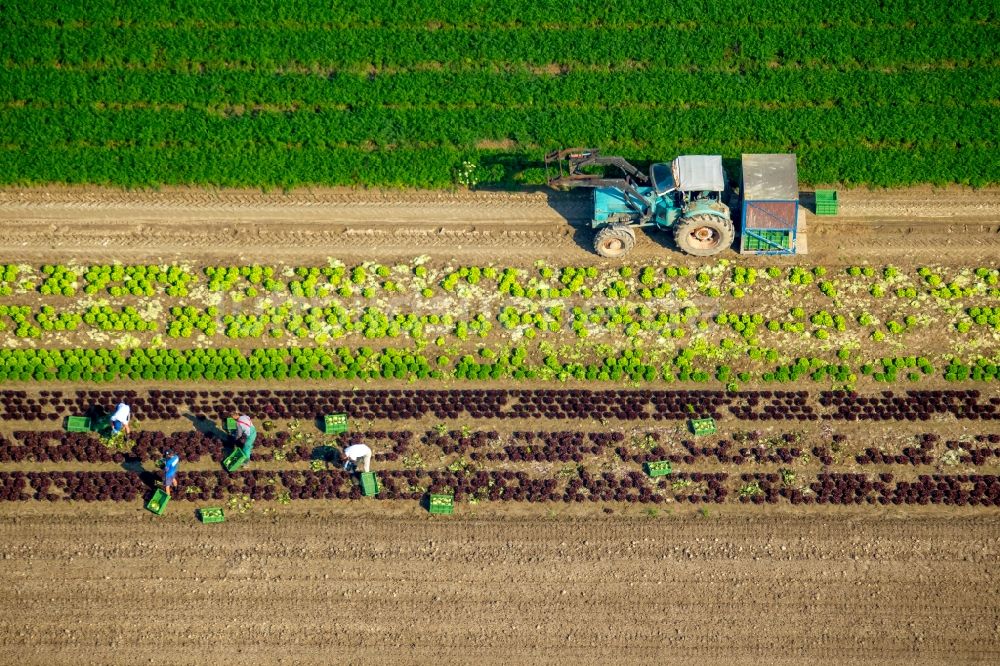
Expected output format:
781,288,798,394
342,443,372,473
109,402,131,435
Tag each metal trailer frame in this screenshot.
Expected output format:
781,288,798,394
739,154,799,255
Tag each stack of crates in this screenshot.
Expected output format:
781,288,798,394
742,230,792,252
815,190,838,215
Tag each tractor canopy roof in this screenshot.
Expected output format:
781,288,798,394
741,153,799,200
671,155,725,192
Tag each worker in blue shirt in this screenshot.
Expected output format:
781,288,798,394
161,452,180,496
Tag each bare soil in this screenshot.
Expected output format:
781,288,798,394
0,184,997,264
0,509,998,665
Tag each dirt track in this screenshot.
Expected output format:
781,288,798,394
0,185,998,263
1,508,998,665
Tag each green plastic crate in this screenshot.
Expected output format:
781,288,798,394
689,418,717,436
324,413,348,435
198,507,225,524
743,230,791,252
360,472,380,497
146,489,170,515
226,417,237,435
223,447,248,472
643,460,673,478
815,190,838,216
428,493,454,515
66,416,92,432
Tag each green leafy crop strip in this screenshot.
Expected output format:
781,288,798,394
1,2,997,188
2,143,997,188
3,106,994,148
0,261,998,387
2,25,996,69
0,345,997,386
3,1,995,27
2,68,997,109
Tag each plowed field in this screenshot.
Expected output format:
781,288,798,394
1,509,998,665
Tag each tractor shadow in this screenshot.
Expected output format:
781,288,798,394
570,223,598,254
799,190,817,214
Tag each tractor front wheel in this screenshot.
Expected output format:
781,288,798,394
593,224,636,258
673,215,734,256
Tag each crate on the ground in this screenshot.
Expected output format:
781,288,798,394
689,418,717,436
324,413,348,435
146,489,170,515
428,493,454,515
198,507,225,523
815,189,838,215
223,447,248,472
360,472,380,497
66,416,92,432
643,460,673,478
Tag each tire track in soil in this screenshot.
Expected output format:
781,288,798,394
0,185,998,263
1,223,998,264
0,512,998,665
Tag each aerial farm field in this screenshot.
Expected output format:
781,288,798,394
0,2,999,664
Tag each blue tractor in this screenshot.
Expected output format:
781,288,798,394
545,148,735,258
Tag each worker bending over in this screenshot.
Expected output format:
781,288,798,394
109,401,131,435
234,414,257,460
161,452,179,496
342,442,372,473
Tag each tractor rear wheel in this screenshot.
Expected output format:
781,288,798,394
593,224,636,258
674,215,734,256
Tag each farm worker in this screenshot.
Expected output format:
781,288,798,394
109,401,131,435
161,452,180,496
342,443,372,473
234,414,257,459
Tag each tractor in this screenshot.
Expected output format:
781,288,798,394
545,148,735,258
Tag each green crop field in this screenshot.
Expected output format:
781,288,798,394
0,0,997,188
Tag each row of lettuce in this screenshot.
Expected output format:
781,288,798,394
0,346,994,385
